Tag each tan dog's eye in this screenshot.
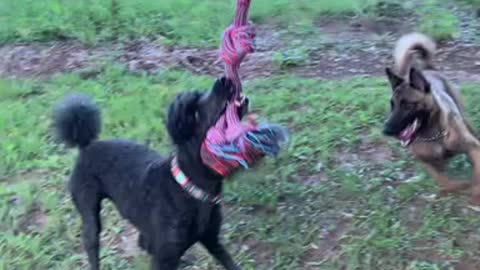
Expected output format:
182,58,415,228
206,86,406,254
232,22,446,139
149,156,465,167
400,100,414,110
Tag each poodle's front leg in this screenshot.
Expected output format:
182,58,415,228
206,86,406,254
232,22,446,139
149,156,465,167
151,223,190,270
151,255,181,270
202,239,241,270
201,205,241,270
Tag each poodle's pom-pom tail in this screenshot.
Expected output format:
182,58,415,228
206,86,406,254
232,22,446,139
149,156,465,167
53,93,101,148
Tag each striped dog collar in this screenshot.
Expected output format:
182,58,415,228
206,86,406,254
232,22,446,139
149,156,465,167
171,157,222,204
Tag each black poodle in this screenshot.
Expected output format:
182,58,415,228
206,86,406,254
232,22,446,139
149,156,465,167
53,78,242,270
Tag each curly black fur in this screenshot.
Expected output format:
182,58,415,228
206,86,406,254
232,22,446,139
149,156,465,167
53,93,101,148
54,77,241,270
166,92,201,145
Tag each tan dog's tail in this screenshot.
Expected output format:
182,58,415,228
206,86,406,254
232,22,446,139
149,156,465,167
394,33,436,77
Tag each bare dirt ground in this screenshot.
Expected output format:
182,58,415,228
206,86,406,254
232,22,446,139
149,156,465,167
1,16,479,82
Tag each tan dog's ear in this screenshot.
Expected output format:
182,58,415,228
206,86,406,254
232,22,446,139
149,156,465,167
385,68,404,89
409,67,430,93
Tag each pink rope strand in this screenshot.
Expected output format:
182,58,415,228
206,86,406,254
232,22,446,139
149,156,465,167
206,0,256,144
201,0,285,177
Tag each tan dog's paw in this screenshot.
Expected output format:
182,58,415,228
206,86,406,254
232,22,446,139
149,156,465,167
467,204,480,212
439,181,471,195
468,191,480,211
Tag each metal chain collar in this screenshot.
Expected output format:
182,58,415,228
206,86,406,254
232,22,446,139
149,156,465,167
417,130,448,142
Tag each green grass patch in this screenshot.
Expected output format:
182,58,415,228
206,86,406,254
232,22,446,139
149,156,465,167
416,0,461,41
0,0,377,46
455,0,480,7
2,69,480,269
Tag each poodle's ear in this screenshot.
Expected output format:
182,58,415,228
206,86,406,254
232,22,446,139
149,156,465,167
166,92,201,145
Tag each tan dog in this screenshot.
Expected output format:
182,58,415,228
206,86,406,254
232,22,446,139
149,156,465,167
383,33,480,207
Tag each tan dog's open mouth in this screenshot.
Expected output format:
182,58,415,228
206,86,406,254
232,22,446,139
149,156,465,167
398,118,420,147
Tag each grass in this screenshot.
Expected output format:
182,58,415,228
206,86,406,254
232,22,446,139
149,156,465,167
2,66,480,269
416,0,461,41
0,0,471,45
2,0,480,269
455,0,480,7
0,0,377,46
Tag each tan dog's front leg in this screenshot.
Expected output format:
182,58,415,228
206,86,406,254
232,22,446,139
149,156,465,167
422,161,470,194
468,147,480,206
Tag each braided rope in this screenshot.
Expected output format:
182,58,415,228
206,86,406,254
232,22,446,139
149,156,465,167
210,0,256,143
201,0,288,177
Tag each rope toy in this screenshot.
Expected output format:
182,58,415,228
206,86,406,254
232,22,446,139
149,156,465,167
201,0,289,177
